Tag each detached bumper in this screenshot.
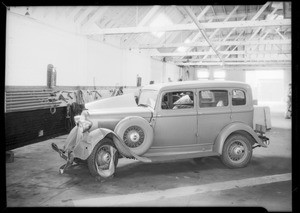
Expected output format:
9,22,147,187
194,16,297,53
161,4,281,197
253,135,270,149
51,143,68,161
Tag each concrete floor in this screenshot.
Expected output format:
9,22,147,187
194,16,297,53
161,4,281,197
6,112,292,210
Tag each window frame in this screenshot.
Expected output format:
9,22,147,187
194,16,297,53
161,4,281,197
160,90,196,111
231,89,247,106
198,89,230,109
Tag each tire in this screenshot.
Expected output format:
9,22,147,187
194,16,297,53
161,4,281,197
87,138,119,178
221,134,252,168
114,116,153,156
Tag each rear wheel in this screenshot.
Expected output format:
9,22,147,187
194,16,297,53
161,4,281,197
221,134,252,168
87,138,119,178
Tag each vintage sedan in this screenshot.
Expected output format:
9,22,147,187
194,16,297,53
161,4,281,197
52,81,269,179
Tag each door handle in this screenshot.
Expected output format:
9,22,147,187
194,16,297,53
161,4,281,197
157,114,162,117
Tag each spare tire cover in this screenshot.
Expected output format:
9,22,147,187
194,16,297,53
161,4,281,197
114,116,154,156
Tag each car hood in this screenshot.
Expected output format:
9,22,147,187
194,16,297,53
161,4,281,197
84,93,153,127
85,93,138,110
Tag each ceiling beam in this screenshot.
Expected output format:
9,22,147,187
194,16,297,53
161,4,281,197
175,61,291,66
174,58,291,63
183,6,223,63
81,6,109,31
137,5,160,27
151,50,290,57
67,6,82,22
275,28,287,40
209,6,239,40
202,6,239,60
155,5,211,47
221,3,276,59
75,6,95,25
133,39,291,49
251,2,271,20
84,19,291,35
184,11,276,22
196,65,291,70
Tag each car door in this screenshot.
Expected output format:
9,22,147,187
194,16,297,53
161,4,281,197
152,89,197,147
197,88,231,144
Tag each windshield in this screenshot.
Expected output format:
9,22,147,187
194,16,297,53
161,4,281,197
138,89,158,109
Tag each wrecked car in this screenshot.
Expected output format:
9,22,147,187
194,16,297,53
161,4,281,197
52,81,269,179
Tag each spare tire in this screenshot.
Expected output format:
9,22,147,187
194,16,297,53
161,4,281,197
114,116,154,156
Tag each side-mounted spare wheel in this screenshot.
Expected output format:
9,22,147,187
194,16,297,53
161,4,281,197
114,116,154,156
87,138,119,178
221,133,252,168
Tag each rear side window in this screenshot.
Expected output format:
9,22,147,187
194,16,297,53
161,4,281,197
199,90,228,108
232,89,246,106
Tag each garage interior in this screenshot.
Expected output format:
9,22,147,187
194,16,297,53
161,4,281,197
5,3,292,210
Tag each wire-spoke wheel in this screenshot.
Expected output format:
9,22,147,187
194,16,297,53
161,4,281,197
114,116,154,155
87,138,119,178
221,134,252,168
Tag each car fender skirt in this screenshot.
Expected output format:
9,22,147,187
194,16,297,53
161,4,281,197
213,122,268,155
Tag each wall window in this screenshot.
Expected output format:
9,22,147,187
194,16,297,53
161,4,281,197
199,90,228,108
162,91,194,110
232,89,246,106
213,70,226,80
197,70,209,80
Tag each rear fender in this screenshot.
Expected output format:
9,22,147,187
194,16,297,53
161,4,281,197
213,122,268,155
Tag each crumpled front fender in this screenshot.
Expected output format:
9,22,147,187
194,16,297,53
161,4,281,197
73,128,151,162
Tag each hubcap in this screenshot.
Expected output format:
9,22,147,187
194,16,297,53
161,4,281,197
96,146,111,169
228,140,247,162
123,126,145,148
129,131,140,142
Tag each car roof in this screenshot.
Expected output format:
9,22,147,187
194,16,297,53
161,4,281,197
142,80,251,91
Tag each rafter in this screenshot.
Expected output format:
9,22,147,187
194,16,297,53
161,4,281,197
201,6,239,60
251,2,271,20
222,3,279,59
174,61,291,66
84,19,290,35
174,57,291,63
75,6,95,25
133,39,290,49
137,6,160,27
151,50,290,57
275,28,287,40
81,6,109,31
183,6,223,63
67,6,82,22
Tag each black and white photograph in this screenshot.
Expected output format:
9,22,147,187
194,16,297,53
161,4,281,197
4,3,293,210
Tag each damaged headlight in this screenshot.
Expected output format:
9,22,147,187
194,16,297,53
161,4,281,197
74,111,92,133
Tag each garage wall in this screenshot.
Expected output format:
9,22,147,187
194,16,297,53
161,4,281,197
6,12,180,87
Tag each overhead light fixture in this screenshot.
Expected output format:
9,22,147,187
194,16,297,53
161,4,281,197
149,13,173,38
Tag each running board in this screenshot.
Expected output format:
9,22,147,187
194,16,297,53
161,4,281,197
144,151,219,163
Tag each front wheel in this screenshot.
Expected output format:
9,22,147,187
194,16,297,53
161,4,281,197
221,134,252,168
87,138,119,178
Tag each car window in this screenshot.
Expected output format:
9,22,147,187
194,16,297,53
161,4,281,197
161,91,194,110
232,89,246,106
199,90,228,108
